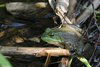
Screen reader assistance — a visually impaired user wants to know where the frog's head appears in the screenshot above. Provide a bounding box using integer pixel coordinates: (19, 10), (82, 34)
(41, 28), (63, 46)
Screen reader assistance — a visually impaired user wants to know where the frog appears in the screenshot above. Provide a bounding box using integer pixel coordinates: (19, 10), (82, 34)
(41, 23), (92, 56)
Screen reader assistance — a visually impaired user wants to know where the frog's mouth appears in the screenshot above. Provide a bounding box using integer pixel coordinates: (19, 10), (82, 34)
(41, 34), (61, 41)
(41, 36), (62, 46)
(46, 41), (62, 47)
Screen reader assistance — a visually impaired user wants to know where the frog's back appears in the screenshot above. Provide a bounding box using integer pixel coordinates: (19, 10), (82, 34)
(59, 24), (82, 37)
(57, 24), (84, 52)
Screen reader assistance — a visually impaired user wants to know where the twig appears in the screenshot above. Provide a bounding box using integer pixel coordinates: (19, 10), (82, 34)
(83, 38), (100, 45)
(89, 34), (100, 63)
(44, 54), (51, 67)
(83, 16), (93, 36)
(89, 0), (100, 32)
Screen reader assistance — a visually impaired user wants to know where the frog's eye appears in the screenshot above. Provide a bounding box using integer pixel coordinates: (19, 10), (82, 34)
(49, 33), (54, 37)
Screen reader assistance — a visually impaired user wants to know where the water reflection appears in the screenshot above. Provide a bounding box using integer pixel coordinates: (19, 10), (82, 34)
(1, 22), (25, 27)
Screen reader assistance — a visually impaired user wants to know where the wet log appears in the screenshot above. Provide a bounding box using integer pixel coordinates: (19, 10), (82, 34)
(0, 0), (47, 4)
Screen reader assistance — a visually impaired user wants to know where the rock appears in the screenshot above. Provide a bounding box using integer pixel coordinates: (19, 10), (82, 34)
(6, 2), (48, 15)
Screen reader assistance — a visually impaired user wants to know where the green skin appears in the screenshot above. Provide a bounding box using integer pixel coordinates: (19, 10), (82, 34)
(41, 24), (92, 56)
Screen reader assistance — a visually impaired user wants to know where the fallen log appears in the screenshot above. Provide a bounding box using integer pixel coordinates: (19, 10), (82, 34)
(0, 46), (70, 57)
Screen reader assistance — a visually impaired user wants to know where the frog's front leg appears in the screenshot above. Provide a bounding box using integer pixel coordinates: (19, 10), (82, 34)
(75, 41), (84, 56)
(76, 42), (92, 56)
(83, 43), (91, 52)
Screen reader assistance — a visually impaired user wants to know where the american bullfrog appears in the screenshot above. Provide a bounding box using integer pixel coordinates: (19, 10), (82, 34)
(41, 24), (92, 56)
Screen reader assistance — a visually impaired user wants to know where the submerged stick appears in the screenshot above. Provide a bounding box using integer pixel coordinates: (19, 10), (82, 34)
(0, 46), (70, 57)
